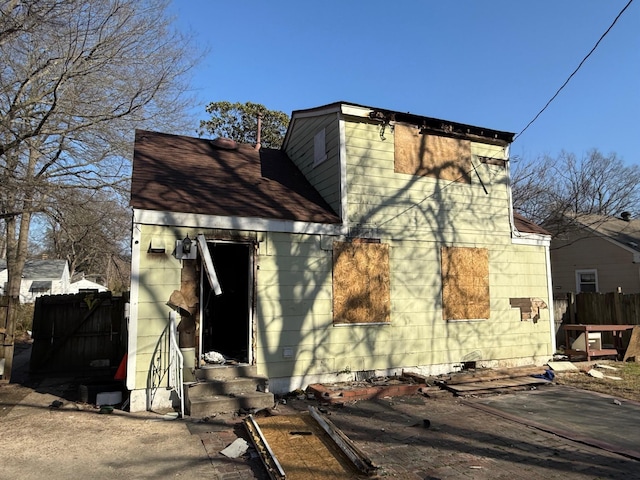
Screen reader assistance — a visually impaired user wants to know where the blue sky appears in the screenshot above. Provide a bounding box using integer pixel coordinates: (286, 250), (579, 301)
(169, 1), (639, 164)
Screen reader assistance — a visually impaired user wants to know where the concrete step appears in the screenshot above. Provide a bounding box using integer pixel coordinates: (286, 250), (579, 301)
(187, 377), (268, 397)
(187, 391), (275, 417)
(196, 364), (257, 381)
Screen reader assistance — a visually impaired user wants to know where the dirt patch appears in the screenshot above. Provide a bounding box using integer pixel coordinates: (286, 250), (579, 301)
(0, 383), (32, 417)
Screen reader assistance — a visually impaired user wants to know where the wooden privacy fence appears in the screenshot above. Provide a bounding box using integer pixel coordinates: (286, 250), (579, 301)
(30, 291), (128, 374)
(554, 292), (640, 348)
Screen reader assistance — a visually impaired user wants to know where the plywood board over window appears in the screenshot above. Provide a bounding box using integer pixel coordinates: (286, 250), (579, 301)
(333, 241), (390, 324)
(394, 123), (472, 183)
(441, 246), (489, 320)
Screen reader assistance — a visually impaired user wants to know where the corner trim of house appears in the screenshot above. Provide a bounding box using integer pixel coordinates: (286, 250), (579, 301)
(545, 243), (556, 353)
(126, 224), (142, 391)
(338, 115), (349, 223)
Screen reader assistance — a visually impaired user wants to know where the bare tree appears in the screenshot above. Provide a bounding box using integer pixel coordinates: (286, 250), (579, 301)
(511, 149), (640, 234)
(0, 0), (200, 379)
(36, 189), (131, 289)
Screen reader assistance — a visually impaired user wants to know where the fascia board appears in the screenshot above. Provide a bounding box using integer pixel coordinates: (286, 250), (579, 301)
(340, 104), (373, 118)
(132, 208), (347, 236)
(511, 233), (551, 247)
(282, 104), (342, 150)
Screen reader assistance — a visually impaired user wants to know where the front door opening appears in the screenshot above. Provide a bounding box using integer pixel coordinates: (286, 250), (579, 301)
(201, 242), (252, 364)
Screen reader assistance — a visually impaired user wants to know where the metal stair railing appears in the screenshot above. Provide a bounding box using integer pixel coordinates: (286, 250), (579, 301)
(146, 311), (184, 417)
(168, 311), (184, 417)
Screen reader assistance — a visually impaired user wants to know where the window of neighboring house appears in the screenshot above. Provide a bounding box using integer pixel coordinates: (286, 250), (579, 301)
(394, 123), (472, 183)
(30, 281), (52, 294)
(332, 240), (390, 325)
(313, 128), (327, 166)
(441, 246), (490, 320)
(576, 270), (598, 293)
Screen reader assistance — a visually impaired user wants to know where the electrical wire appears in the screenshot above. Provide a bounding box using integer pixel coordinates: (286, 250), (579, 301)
(515, 0), (634, 141)
(363, 2), (634, 229)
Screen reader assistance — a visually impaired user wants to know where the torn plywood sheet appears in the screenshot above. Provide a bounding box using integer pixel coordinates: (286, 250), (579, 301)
(510, 297), (548, 323)
(245, 408), (377, 479)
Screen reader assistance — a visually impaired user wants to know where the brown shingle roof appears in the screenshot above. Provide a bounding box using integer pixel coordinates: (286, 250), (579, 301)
(130, 130), (340, 224)
(513, 213), (551, 236)
(570, 214), (640, 252)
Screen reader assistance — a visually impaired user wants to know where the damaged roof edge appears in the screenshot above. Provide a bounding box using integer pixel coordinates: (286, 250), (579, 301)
(287, 101), (514, 147)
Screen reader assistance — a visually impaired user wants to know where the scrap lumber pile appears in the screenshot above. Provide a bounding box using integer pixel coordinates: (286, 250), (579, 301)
(432, 365), (553, 397)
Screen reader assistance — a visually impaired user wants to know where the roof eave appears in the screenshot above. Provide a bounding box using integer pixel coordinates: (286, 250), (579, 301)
(284, 101), (514, 149)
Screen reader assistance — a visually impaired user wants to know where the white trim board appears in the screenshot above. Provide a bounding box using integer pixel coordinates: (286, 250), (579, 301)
(133, 209), (347, 236)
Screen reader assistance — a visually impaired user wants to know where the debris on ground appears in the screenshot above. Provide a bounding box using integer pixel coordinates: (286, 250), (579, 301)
(434, 365), (553, 397)
(245, 407), (378, 479)
(588, 369), (605, 378)
(547, 361), (579, 372)
(306, 374), (427, 404)
(220, 438), (249, 458)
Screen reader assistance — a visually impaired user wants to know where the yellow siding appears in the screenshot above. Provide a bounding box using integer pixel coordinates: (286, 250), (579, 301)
(285, 113), (342, 214)
(254, 232), (551, 379)
(132, 116), (551, 391)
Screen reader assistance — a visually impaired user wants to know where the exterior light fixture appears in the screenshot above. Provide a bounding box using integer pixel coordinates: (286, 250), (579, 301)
(182, 235), (192, 254)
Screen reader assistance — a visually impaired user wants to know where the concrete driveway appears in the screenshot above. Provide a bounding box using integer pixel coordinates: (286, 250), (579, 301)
(465, 385), (640, 461)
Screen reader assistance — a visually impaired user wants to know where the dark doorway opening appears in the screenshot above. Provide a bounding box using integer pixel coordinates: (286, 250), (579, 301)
(201, 242), (251, 364)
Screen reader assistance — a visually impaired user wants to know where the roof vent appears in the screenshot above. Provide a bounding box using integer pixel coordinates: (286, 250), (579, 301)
(621, 211), (632, 222)
(211, 137), (238, 150)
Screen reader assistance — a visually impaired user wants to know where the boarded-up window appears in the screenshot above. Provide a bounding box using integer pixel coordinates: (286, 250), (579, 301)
(394, 123), (471, 183)
(441, 246), (489, 320)
(333, 241), (390, 324)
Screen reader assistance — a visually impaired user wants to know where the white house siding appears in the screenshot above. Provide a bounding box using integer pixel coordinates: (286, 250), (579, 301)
(284, 113), (342, 216)
(11, 262), (71, 303)
(69, 278), (108, 293)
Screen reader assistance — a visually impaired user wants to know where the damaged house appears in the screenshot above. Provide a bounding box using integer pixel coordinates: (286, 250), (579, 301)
(127, 101), (554, 412)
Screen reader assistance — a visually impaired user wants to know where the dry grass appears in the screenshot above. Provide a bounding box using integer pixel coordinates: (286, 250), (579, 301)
(554, 361), (640, 403)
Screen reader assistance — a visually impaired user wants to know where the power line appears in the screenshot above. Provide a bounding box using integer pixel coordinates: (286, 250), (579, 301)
(515, 0), (634, 141)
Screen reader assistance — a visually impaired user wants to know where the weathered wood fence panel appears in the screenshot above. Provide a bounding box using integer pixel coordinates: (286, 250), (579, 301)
(30, 292), (128, 374)
(554, 292), (640, 348)
(574, 292), (640, 325)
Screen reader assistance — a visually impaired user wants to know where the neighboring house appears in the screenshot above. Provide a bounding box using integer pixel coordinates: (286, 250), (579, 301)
(69, 275), (109, 294)
(548, 212), (640, 294)
(0, 259), (70, 303)
(127, 101), (553, 412)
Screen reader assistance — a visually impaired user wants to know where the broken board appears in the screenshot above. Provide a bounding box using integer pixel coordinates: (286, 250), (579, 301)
(440, 376), (551, 396)
(623, 326), (640, 362)
(245, 407), (376, 479)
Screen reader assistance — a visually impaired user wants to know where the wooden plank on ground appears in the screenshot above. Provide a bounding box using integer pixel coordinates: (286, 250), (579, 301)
(442, 376), (550, 394)
(443, 366), (546, 385)
(248, 412), (370, 479)
(547, 361), (579, 372)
